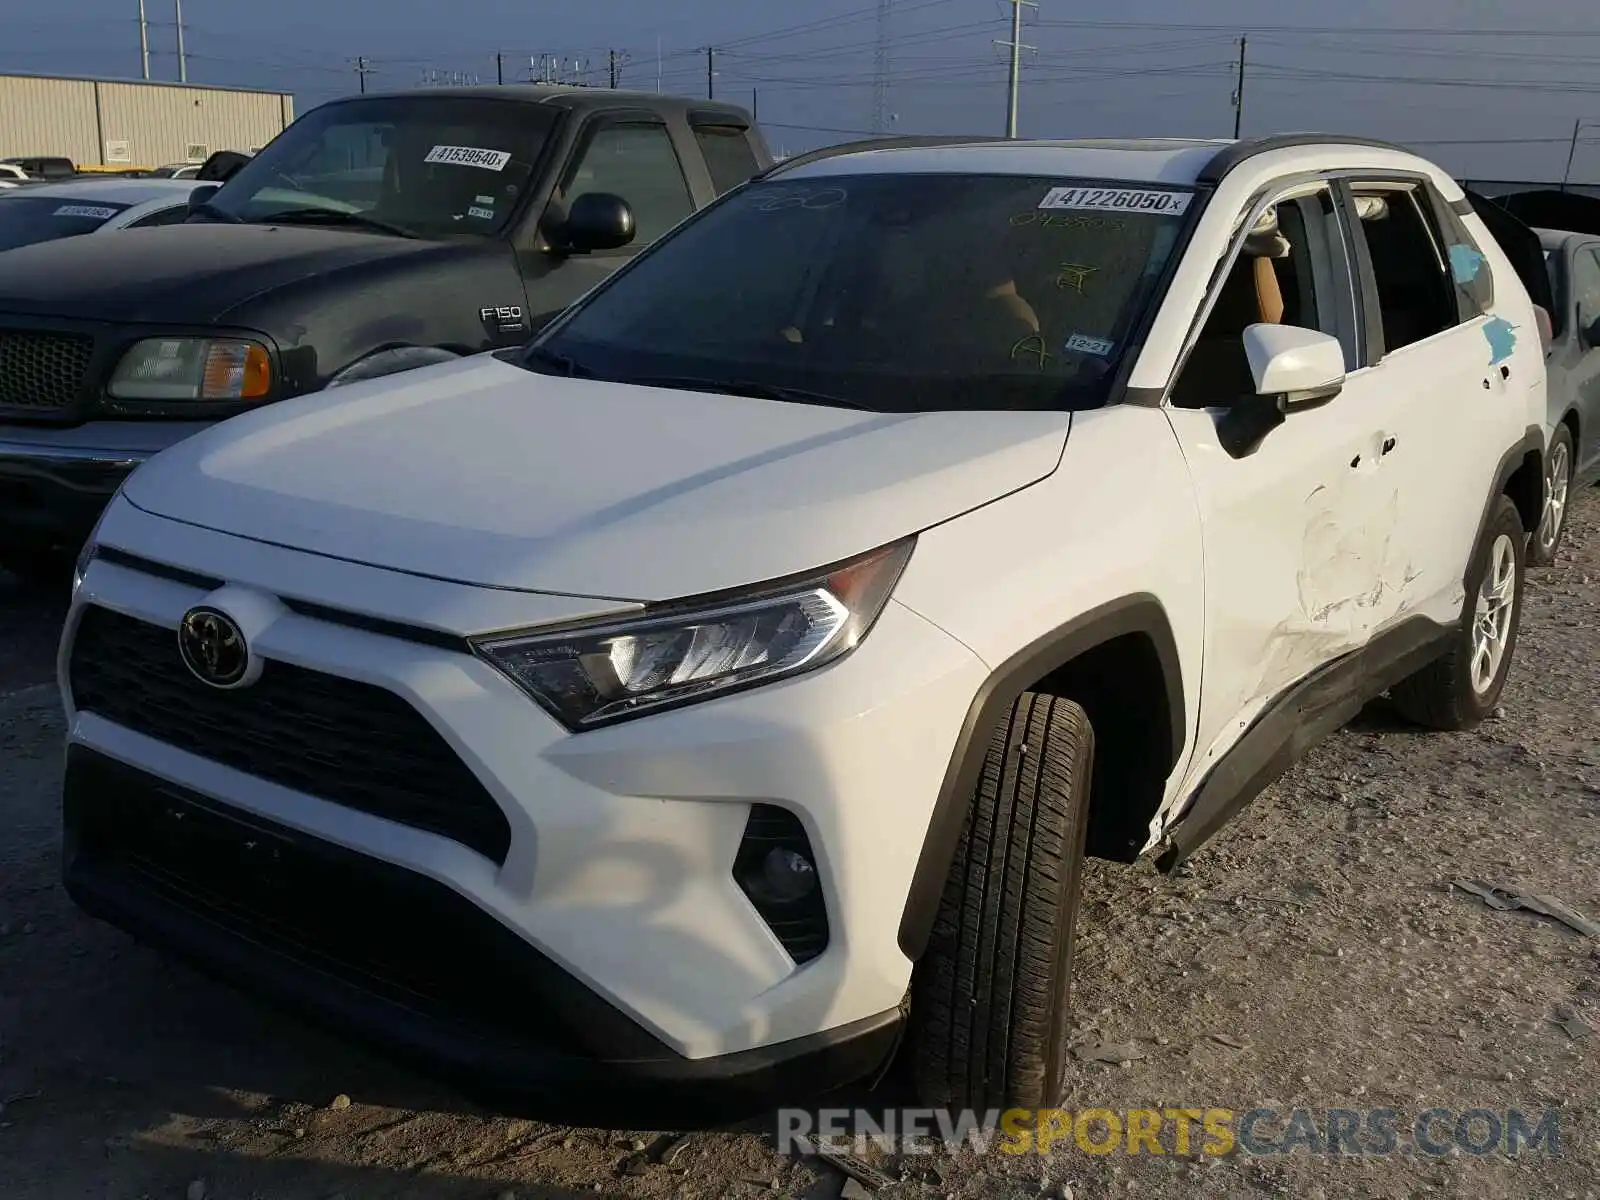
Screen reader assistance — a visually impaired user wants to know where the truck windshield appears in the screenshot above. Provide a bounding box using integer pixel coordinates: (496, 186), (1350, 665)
(531, 173), (1194, 412)
(0, 196), (129, 250)
(202, 95), (557, 239)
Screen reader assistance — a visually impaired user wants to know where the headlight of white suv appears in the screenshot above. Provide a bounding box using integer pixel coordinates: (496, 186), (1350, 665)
(473, 539), (915, 730)
(108, 337), (271, 402)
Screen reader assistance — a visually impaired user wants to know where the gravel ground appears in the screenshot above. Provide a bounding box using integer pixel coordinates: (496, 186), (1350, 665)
(2, 491), (1597, 1200)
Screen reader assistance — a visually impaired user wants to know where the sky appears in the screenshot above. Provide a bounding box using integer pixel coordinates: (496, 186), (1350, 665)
(4, 0), (1600, 181)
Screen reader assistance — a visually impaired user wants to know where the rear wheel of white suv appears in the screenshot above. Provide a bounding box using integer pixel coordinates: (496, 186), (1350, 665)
(1390, 493), (1526, 731)
(908, 693), (1094, 1109)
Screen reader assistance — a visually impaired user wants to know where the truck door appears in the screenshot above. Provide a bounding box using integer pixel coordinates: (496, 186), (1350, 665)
(519, 113), (698, 328)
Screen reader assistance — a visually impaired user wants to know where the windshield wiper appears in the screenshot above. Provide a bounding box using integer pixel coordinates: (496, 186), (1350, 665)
(521, 345), (595, 377)
(618, 375), (870, 410)
(256, 208), (419, 238)
(188, 201), (241, 223)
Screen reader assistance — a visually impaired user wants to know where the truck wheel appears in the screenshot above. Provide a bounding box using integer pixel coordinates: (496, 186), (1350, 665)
(1528, 423), (1573, 567)
(908, 693), (1094, 1110)
(1390, 494), (1525, 731)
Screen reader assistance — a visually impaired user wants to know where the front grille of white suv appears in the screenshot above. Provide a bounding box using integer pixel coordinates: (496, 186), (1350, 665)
(68, 605), (513, 864)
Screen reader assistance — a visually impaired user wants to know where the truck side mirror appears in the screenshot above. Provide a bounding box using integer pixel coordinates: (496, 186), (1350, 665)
(559, 192), (636, 254)
(187, 183), (220, 213)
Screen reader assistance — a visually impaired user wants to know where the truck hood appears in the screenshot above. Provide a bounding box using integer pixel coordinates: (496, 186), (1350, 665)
(123, 354), (1070, 600)
(0, 222), (455, 324)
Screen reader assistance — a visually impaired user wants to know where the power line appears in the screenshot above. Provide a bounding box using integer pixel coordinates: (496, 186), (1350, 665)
(716, 0), (965, 51)
(1033, 18), (1600, 38)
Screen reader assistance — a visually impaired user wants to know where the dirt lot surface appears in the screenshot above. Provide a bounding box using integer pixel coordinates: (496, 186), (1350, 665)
(3, 493), (1598, 1200)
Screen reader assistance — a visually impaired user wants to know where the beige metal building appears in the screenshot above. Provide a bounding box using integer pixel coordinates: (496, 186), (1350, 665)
(0, 72), (294, 169)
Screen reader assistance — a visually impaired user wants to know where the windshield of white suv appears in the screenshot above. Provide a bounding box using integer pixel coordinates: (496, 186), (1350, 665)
(528, 173), (1194, 411)
(0, 195), (129, 249)
(200, 96), (557, 239)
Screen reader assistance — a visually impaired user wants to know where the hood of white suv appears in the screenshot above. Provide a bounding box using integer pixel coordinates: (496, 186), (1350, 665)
(123, 354), (1070, 600)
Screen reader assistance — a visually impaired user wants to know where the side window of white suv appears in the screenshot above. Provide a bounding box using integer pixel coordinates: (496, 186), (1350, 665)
(1347, 182), (1466, 356)
(1171, 185), (1353, 409)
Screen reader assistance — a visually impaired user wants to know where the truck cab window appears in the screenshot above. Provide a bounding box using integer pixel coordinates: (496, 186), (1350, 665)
(693, 126), (760, 196)
(565, 123), (694, 246)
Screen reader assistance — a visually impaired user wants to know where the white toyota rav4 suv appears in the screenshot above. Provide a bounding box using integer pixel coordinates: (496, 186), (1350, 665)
(60, 134), (1548, 1123)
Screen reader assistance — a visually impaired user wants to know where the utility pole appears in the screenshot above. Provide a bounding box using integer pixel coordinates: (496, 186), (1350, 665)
(752, 88), (759, 122)
(1232, 34), (1248, 139)
(496, 52), (504, 85)
(174, 0), (186, 83)
(353, 56), (376, 94)
(609, 49), (618, 88)
(706, 46), (715, 99)
(872, 0), (892, 134)
(137, 0), (150, 80)
(996, 0), (1036, 139)
(1560, 119), (1595, 192)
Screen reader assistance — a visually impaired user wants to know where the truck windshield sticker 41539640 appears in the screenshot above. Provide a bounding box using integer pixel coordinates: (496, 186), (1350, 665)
(424, 145), (512, 171)
(1039, 186), (1193, 216)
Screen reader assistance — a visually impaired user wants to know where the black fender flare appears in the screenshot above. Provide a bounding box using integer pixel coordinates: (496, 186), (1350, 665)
(1472, 426), (1545, 580)
(896, 593), (1186, 960)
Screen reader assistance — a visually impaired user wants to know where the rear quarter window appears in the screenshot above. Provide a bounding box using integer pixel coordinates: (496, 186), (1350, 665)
(1431, 190), (1495, 319)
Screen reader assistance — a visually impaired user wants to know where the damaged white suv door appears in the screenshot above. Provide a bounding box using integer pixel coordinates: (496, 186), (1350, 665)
(1163, 180), (1403, 788)
(1151, 167), (1542, 847)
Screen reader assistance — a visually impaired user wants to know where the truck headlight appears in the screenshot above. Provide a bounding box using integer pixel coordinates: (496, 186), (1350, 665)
(108, 337), (272, 402)
(473, 539), (914, 730)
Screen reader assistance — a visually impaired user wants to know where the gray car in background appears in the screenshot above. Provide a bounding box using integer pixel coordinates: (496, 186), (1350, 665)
(1486, 188), (1600, 564)
(1535, 226), (1600, 561)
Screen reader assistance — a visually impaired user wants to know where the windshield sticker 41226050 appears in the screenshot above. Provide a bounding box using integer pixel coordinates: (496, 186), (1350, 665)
(1038, 187), (1193, 216)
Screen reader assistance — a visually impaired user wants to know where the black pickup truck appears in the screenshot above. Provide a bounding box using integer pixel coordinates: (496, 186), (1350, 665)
(0, 85), (771, 579)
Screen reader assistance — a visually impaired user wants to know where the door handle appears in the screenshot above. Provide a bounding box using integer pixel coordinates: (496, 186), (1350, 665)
(1382, 436), (1397, 456)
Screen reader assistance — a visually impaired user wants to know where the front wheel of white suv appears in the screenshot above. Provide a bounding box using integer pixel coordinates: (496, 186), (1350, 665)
(1390, 493), (1526, 731)
(908, 693), (1094, 1110)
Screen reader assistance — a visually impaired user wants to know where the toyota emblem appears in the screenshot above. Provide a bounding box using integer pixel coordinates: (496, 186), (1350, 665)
(177, 606), (250, 688)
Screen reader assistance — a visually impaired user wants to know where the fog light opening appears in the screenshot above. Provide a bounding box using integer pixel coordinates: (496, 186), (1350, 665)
(733, 804), (830, 964)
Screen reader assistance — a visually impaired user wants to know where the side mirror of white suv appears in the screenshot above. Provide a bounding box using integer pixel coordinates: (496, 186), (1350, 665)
(1218, 325), (1348, 460)
(1243, 323), (1347, 410)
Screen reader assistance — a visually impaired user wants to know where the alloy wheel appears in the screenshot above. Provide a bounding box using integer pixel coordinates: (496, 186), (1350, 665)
(1470, 533), (1517, 695)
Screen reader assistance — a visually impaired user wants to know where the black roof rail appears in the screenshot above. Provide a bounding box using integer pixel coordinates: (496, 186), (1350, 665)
(1198, 133), (1418, 185)
(758, 134), (1012, 179)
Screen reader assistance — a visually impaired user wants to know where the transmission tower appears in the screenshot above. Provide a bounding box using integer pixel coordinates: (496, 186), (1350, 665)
(872, 0), (892, 134)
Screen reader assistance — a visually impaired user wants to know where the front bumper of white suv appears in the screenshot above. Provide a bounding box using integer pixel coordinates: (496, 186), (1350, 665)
(59, 498), (989, 1122)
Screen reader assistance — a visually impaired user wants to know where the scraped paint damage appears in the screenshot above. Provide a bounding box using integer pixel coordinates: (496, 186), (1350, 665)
(1255, 478), (1416, 700)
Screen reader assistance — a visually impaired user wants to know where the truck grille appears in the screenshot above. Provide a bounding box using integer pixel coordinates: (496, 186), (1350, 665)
(67, 606), (512, 864)
(0, 329), (94, 412)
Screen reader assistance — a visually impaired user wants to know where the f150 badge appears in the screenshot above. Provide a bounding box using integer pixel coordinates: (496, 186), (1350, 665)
(479, 305), (528, 336)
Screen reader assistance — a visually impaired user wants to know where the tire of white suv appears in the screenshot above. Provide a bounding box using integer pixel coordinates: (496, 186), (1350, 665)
(1390, 493), (1526, 730)
(1528, 423), (1573, 568)
(908, 692), (1094, 1109)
